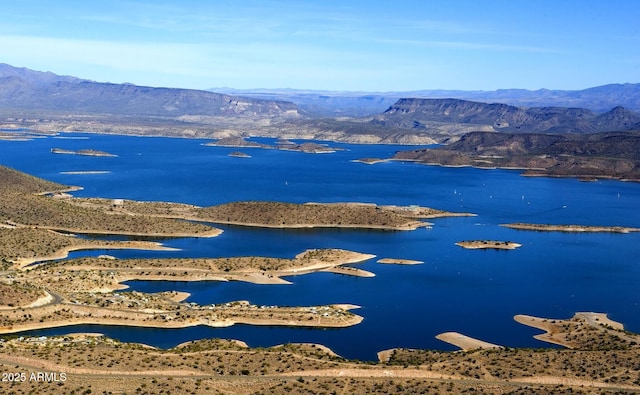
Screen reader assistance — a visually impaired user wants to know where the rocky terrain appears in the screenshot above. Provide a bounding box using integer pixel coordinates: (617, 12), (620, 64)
(374, 98), (640, 134)
(0, 64), (299, 119)
(393, 131), (640, 181)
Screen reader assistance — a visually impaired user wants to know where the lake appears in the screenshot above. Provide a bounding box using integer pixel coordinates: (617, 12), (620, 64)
(1, 132), (639, 361)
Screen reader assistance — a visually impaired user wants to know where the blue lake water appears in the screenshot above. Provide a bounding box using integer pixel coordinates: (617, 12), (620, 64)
(1, 132), (639, 361)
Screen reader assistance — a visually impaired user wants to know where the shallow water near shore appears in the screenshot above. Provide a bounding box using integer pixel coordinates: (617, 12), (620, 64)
(2, 132), (639, 360)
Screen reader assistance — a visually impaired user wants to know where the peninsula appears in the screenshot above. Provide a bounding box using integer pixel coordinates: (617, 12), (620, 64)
(61, 199), (475, 231)
(514, 312), (634, 349)
(0, 165), (380, 334)
(435, 332), (503, 351)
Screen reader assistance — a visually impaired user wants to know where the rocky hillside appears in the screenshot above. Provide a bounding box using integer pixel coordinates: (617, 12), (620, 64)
(393, 131), (640, 181)
(0, 63), (299, 118)
(375, 98), (640, 134)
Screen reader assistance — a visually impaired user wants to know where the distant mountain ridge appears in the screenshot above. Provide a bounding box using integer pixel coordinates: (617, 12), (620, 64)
(1, 63), (639, 145)
(374, 98), (640, 134)
(0, 63), (300, 118)
(213, 83), (640, 117)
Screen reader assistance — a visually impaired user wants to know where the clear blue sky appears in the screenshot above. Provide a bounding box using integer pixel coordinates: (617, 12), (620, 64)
(2, 0), (639, 91)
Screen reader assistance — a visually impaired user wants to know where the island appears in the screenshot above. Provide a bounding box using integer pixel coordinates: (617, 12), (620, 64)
(205, 136), (343, 154)
(501, 223), (640, 233)
(352, 157), (389, 164)
(51, 148), (117, 157)
(277, 141), (340, 153)
(205, 136), (269, 148)
(455, 240), (522, 250)
(60, 170), (111, 175)
(228, 151), (251, 158)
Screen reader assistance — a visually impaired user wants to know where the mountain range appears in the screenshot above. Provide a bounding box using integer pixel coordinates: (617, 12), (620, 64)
(214, 84), (640, 117)
(372, 98), (640, 134)
(0, 63), (299, 118)
(1, 63), (639, 146)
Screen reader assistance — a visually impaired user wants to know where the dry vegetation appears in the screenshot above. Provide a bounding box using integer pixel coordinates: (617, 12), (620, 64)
(196, 201), (465, 229)
(62, 199), (472, 230)
(0, 165), (219, 238)
(0, 248), (372, 334)
(1, 314), (639, 395)
(0, 283), (44, 308)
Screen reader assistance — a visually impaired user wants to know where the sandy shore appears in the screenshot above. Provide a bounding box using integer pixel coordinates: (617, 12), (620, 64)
(574, 312), (624, 330)
(0, 304), (364, 335)
(13, 241), (179, 270)
(377, 349), (395, 363)
(166, 291), (191, 303)
(377, 258), (423, 265)
(435, 332), (502, 351)
(320, 266), (375, 277)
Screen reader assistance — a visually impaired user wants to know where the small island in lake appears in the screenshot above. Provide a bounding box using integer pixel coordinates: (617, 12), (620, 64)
(501, 223), (640, 233)
(205, 136), (269, 148)
(228, 151), (251, 158)
(205, 136), (343, 154)
(51, 148), (117, 157)
(60, 170), (111, 175)
(456, 240), (522, 250)
(352, 157), (389, 164)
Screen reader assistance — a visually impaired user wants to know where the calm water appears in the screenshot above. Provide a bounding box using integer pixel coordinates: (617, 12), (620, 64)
(2, 132), (639, 360)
